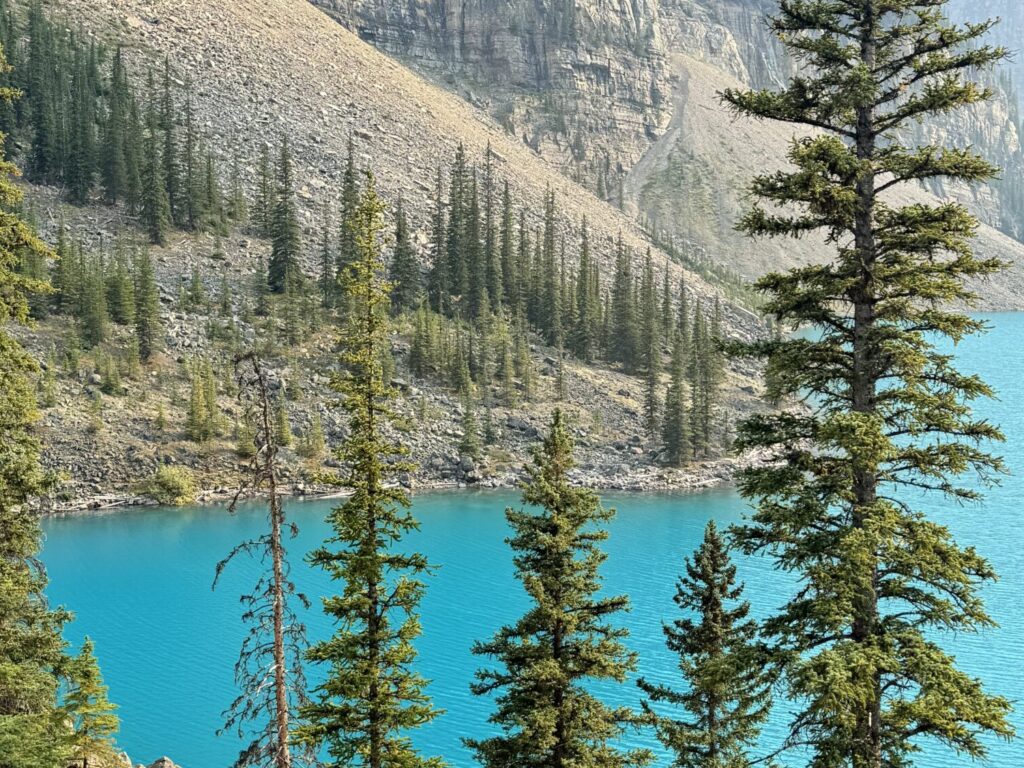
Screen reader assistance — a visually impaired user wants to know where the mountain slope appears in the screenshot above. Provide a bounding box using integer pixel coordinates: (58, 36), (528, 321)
(624, 52), (1024, 307)
(316, 0), (1024, 308)
(57, 0), (748, 323)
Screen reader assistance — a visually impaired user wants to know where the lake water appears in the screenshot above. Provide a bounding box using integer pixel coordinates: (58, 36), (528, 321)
(41, 314), (1024, 767)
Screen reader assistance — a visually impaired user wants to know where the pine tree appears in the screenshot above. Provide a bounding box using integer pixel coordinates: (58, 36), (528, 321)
(65, 638), (120, 768)
(638, 522), (770, 768)
(499, 181), (516, 310)
(483, 145), (502, 308)
(133, 248), (161, 360)
(274, 401), (292, 448)
(662, 332), (688, 467)
(141, 70), (171, 245)
(296, 173), (441, 768)
(571, 218), (598, 363)
(467, 411), (652, 768)
(65, 47), (96, 205)
(641, 252), (661, 437)
(335, 137), (359, 305)
(268, 138), (300, 293)
(610, 234), (638, 372)
(159, 57), (182, 226)
(78, 257), (108, 348)
(426, 166), (448, 314)
(724, 1), (1014, 765)
(0, 52), (74, 766)
(101, 48), (129, 204)
(389, 197), (420, 313)
(254, 143), (273, 238)
(446, 143), (469, 304)
(298, 413), (326, 461)
(318, 202), (334, 308)
(459, 395), (481, 461)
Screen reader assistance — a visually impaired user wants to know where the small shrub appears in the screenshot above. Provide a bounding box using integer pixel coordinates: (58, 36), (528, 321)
(140, 466), (197, 506)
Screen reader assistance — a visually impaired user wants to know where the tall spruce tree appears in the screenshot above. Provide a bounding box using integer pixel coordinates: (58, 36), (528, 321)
(661, 332), (688, 467)
(638, 522), (770, 768)
(133, 247), (161, 361)
(296, 173), (441, 768)
(389, 196), (420, 313)
(141, 70), (171, 245)
(724, 2), (1014, 765)
(467, 411), (651, 768)
(268, 138), (300, 293)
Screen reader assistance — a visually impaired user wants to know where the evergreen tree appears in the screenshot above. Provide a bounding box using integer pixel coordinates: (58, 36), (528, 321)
(274, 401), (292, 448)
(65, 47), (96, 204)
(641, 252), (661, 437)
(298, 413), (326, 461)
(459, 395), (481, 461)
(141, 70), (171, 245)
(427, 166), (448, 314)
(65, 638), (120, 768)
(254, 143), (273, 238)
(610, 235), (638, 372)
(661, 332), (688, 467)
(467, 411), (651, 768)
(268, 138), (300, 293)
(637, 522), (769, 768)
(159, 57), (182, 226)
(133, 248), (161, 361)
(318, 203), (334, 308)
(571, 218), (598, 363)
(100, 48), (129, 204)
(499, 181), (516, 310)
(724, 1), (1014, 765)
(296, 173), (441, 768)
(389, 197), (420, 313)
(483, 145), (502, 308)
(335, 137), (359, 311)
(0, 55), (74, 766)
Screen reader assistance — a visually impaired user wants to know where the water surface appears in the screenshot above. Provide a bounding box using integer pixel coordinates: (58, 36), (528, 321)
(42, 314), (1024, 767)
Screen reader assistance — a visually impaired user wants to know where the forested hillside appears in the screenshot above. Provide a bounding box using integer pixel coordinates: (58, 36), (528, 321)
(6, 0), (763, 507)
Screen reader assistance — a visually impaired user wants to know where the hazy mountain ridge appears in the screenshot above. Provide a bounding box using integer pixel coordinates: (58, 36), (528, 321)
(314, 0), (1024, 306)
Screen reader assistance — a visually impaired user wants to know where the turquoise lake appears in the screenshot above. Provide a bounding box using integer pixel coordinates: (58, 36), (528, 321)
(41, 314), (1024, 767)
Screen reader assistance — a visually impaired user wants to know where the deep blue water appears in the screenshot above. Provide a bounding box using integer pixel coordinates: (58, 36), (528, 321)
(41, 314), (1024, 767)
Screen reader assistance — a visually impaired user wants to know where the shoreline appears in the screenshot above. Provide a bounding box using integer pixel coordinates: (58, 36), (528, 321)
(39, 464), (743, 518)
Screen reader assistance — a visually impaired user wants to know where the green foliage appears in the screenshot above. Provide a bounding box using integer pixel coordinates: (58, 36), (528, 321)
(638, 522), (769, 768)
(389, 197), (420, 313)
(65, 637), (120, 767)
(186, 359), (220, 442)
(297, 413), (326, 460)
(274, 401), (292, 448)
(268, 138), (300, 293)
(140, 465), (197, 506)
(0, 50), (76, 764)
(724, 1), (1014, 765)
(296, 173), (441, 768)
(458, 396), (481, 461)
(467, 411), (651, 768)
(661, 332), (688, 467)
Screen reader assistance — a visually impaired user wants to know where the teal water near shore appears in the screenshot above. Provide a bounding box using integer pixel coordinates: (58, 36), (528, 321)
(41, 314), (1024, 767)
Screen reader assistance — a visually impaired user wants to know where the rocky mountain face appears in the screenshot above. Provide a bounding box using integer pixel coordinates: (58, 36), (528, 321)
(312, 0), (673, 196)
(313, 0), (1024, 306)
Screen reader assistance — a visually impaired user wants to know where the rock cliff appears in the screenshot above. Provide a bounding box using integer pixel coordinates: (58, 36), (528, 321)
(311, 0), (1024, 306)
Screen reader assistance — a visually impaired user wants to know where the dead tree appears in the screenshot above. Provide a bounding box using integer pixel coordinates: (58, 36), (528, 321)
(214, 352), (314, 768)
